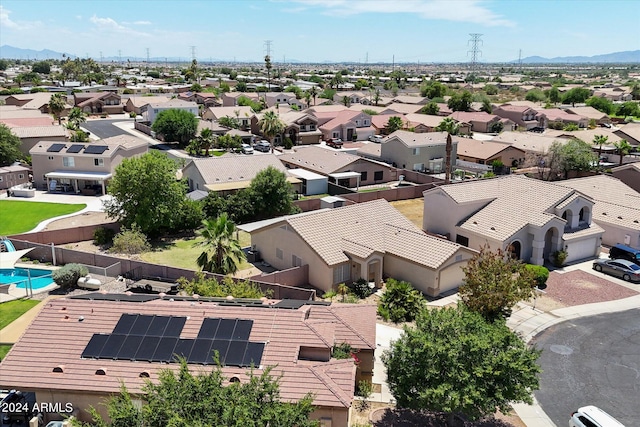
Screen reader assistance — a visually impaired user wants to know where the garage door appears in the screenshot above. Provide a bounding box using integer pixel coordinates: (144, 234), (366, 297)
(438, 262), (466, 295)
(565, 238), (598, 263)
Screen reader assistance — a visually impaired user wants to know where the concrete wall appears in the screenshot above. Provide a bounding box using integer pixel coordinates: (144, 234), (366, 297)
(250, 264), (309, 288)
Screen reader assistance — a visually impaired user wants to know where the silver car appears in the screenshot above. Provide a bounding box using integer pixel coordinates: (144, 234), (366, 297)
(592, 258), (640, 282)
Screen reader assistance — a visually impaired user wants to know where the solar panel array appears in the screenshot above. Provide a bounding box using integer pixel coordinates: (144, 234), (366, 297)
(84, 145), (109, 155)
(47, 143), (66, 153)
(82, 314), (264, 367)
(67, 144), (85, 153)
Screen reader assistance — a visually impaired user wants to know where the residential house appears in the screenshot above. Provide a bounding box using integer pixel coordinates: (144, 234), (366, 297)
(612, 162), (640, 193)
(222, 92), (260, 107)
(264, 92), (304, 109)
(9, 125), (69, 155)
(448, 111), (515, 134)
(202, 106), (255, 130)
(142, 100), (199, 124)
(0, 295), (376, 427)
(561, 175), (640, 248)
(273, 110), (323, 145)
(379, 103), (423, 115)
(0, 106), (56, 128)
(404, 113), (449, 133)
(456, 139), (526, 167)
(490, 131), (565, 155)
(492, 104), (546, 130)
(435, 103), (453, 116)
(370, 114), (410, 136)
(423, 175), (604, 266)
(613, 123), (640, 147)
(332, 91), (372, 105)
(29, 135), (148, 195)
(313, 110), (374, 142)
(244, 199), (476, 296)
(182, 154), (301, 195)
(592, 88), (633, 102)
(3, 92), (66, 114)
(124, 96), (170, 115)
(347, 104), (387, 115)
(391, 95), (429, 105)
(375, 130), (458, 173)
(193, 92), (222, 107)
(279, 146), (397, 187)
(543, 108), (588, 129)
(73, 92), (124, 114)
(0, 165), (30, 190)
(565, 106), (612, 126)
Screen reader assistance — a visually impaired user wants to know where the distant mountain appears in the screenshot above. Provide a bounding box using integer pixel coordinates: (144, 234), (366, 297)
(518, 50), (640, 64)
(0, 45), (77, 60)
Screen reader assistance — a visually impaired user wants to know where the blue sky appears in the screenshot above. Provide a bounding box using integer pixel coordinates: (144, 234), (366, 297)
(1, 0), (638, 63)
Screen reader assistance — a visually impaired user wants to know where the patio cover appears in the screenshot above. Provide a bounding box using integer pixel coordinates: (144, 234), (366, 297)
(45, 171), (113, 181)
(0, 249), (34, 269)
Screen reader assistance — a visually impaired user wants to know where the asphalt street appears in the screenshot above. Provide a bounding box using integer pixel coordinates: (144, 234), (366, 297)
(531, 308), (640, 427)
(82, 118), (134, 139)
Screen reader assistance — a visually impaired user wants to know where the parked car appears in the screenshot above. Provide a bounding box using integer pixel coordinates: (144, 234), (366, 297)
(326, 138), (343, 148)
(253, 140), (271, 152)
(609, 243), (640, 264)
(592, 258), (640, 282)
(241, 143), (254, 155)
(528, 127), (545, 133)
(569, 405), (625, 427)
(368, 134), (383, 143)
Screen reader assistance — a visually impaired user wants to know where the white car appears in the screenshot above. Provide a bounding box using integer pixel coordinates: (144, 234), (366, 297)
(368, 134), (383, 143)
(253, 141), (271, 152)
(569, 405), (625, 427)
(241, 143), (254, 154)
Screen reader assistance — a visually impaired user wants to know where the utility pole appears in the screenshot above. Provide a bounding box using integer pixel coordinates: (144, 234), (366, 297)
(264, 40), (273, 91)
(467, 33), (483, 72)
(99, 51), (103, 63)
(518, 49), (523, 70)
(118, 50), (122, 67)
(146, 48), (150, 69)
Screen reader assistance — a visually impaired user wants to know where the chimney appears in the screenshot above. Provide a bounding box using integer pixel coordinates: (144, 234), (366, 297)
(445, 133), (452, 184)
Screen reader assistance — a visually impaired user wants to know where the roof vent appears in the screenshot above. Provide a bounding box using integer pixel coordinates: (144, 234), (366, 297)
(602, 212), (607, 215)
(229, 376), (240, 383)
(139, 371), (150, 378)
(95, 368), (107, 376)
(52, 365), (64, 373)
(617, 216), (623, 219)
(490, 226), (496, 231)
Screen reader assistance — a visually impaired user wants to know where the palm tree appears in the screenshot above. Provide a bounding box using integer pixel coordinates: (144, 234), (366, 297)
(435, 117), (460, 135)
(67, 107), (87, 130)
(195, 214), (246, 275)
(199, 128), (215, 156)
(337, 283), (349, 302)
(592, 134), (608, 160)
(304, 91), (312, 109)
(385, 116), (404, 134)
(258, 111), (286, 153)
(613, 139), (632, 166)
(341, 96), (350, 107)
(48, 93), (67, 125)
(309, 86), (318, 106)
(373, 89), (381, 106)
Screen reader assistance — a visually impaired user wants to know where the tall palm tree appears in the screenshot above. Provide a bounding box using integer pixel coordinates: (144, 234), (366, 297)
(592, 134), (608, 160)
(199, 127), (215, 156)
(309, 86), (318, 106)
(304, 91), (312, 109)
(613, 139), (632, 166)
(341, 96), (350, 107)
(258, 110), (286, 153)
(435, 117), (460, 135)
(195, 214), (246, 275)
(67, 107), (87, 130)
(48, 93), (67, 125)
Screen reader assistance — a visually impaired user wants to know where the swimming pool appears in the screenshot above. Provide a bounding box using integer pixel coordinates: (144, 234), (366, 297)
(0, 268), (55, 290)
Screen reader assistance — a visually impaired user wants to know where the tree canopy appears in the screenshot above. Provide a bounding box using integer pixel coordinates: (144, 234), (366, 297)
(586, 96), (615, 115)
(48, 93), (67, 125)
(0, 124), (24, 167)
(562, 87), (591, 106)
(258, 111), (286, 153)
(547, 138), (597, 179)
(195, 213), (246, 275)
(151, 109), (198, 145)
(382, 306), (540, 425)
(385, 116), (404, 134)
(459, 245), (536, 321)
(74, 361), (318, 427)
(447, 91), (472, 112)
(435, 117), (460, 135)
(104, 151), (199, 237)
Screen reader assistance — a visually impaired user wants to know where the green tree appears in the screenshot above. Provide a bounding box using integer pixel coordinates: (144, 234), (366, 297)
(104, 151), (190, 237)
(341, 95), (350, 107)
(32, 61), (51, 74)
(525, 89), (546, 102)
(562, 87), (591, 106)
(420, 101), (440, 115)
(631, 82), (640, 100)
(151, 109), (198, 145)
(385, 116), (404, 134)
(48, 93), (67, 125)
(547, 86), (561, 105)
(460, 245), (536, 321)
(248, 166), (298, 220)
(586, 96), (615, 115)
(484, 84), (498, 95)
(195, 213), (246, 275)
(373, 89), (381, 106)
(236, 81), (247, 92)
(420, 81), (447, 99)
(481, 98), (493, 114)
(382, 306), (541, 425)
(75, 361), (318, 427)
(67, 107), (87, 130)
(613, 139), (633, 166)
(218, 115), (240, 129)
(258, 110), (286, 153)
(548, 138), (597, 180)
(435, 117), (460, 135)
(616, 101), (640, 118)
(377, 278), (425, 323)
(188, 127), (216, 156)
(308, 85), (318, 106)
(0, 124), (25, 166)
(447, 91), (472, 112)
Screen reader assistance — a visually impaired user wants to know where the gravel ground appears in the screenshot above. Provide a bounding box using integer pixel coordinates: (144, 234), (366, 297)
(43, 211), (114, 230)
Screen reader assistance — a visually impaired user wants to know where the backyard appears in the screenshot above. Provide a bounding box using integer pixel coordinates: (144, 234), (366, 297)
(0, 299), (41, 361)
(390, 198), (424, 229)
(0, 200), (86, 235)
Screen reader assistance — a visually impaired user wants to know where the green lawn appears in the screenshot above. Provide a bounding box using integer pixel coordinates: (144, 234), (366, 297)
(0, 344), (12, 361)
(0, 299), (40, 330)
(140, 231), (252, 271)
(0, 200), (86, 235)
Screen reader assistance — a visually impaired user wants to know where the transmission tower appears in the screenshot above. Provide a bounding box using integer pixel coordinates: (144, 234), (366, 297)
(467, 33), (483, 70)
(190, 46), (196, 63)
(146, 48), (150, 67)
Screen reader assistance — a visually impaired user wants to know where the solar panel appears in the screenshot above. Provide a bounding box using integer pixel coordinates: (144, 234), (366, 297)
(242, 342), (265, 367)
(67, 144), (85, 153)
(47, 143), (66, 153)
(134, 336), (161, 361)
(146, 316), (170, 336)
(188, 338), (214, 364)
(82, 334), (110, 359)
(215, 319), (237, 340)
(113, 314), (138, 335)
(151, 337), (178, 362)
(172, 339), (194, 362)
(225, 340), (248, 367)
(197, 318), (221, 339)
(84, 145), (109, 155)
(99, 334), (128, 359)
(164, 316), (186, 338)
(116, 335), (144, 360)
(209, 339), (230, 365)
(232, 320), (253, 341)
(129, 315), (153, 336)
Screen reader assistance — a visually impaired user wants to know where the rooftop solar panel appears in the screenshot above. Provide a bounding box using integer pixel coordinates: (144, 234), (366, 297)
(209, 339), (230, 365)
(81, 334), (110, 359)
(66, 144), (85, 153)
(113, 314), (138, 335)
(225, 340), (248, 367)
(99, 334), (128, 359)
(151, 337), (178, 362)
(116, 335), (144, 360)
(197, 318), (221, 339)
(129, 315), (153, 336)
(172, 339), (194, 362)
(164, 316), (186, 338)
(215, 319), (236, 340)
(232, 320), (253, 341)
(84, 145), (109, 155)
(46, 143), (66, 153)
(242, 342), (265, 367)
(69, 293), (159, 302)
(134, 336), (161, 361)
(188, 338), (214, 364)
(146, 316), (170, 337)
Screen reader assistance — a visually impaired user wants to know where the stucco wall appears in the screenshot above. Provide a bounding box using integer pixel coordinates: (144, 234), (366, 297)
(593, 220), (640, 248)
(383, 255), (438, 296)
(423, 190), (490, 239)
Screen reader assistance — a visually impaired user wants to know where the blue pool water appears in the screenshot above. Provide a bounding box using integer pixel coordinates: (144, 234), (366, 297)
(0, 268), (55, 290)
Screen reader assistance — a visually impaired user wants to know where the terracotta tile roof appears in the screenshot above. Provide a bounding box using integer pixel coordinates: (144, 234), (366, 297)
(127, 96), (170, 107)
(9, 125), (68, 139)
(391, 95), (429, 104)
(348, 104), (387, 114)
(5, 92), (59, 109)
(320, 110), (363, 131)
(565, 106), (609, 120)
(0, 106), (54, 118)
(356, 143), (381, 157)
(405, 113), (445, 127)
(386, 130), (455, 148)
(370, 114), (409, 130)
(1, 117), (55, 127)
(543, 108), (586, 122)
(204, 106), (254, 119)
(490, 131), (565, 154)
(380, 103), (423, 115)
(544, 128), (623, 144)
(449, 111), (500, 124)
(456, 139), (524, 160)
(185, 153), (291, 185)
(278, 146), (361, 174)
(0, 298), (375, 408)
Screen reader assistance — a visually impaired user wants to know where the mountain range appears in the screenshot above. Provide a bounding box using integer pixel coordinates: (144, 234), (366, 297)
(1, 45), (639, 64)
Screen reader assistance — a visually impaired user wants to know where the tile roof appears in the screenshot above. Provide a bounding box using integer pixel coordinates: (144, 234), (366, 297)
(380, 103), (423, 115)
(544, 128), (623, 145)
(185, 154), (291, 185)
(0, 298), (375, 408)
(386, 130), (455, 148)
(320, 110), (365, 131)
(456, 139), (523, 160)
(565, 106), (610, 120)
(543, 108), (586, 122)
(404, 113), (446, 127)
(1, 117), (55, 127)
(204, 106), (255, 119)
(391, 95), (429, 104)
(370, 114), (409, 130)
(614, 123), (640, 144)
(356, 143), (381, 157)
(30, 134), (147, 155)
(127, 96), (170, 107)
(449, 111), (500, 123)
(9, 125), (68, 139)
(278, 146), (361, 174)
(490, 131), (565, 154)
(146, 99), (197, 108)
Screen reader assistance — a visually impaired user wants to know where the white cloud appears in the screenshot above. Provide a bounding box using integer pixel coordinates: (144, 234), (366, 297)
(0, 5), (40, 30)
(75, 15), (82, 20)
(123, 20), (152, 25)
(89, 15), (150, 37)
(285, 0), (514, 27)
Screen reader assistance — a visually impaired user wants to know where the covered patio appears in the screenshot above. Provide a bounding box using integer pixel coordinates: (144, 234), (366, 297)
(45, 171), (112, 196)
(329, 171), (361, 189)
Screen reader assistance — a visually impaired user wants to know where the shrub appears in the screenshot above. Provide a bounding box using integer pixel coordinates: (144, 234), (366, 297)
(129, 112), (137, 118)
(52, 263), (88, 290)
(283, 137), (293, 149)
(176, 272), (270, 299)
(525, 264), (549, 287)
(109, 226), (150, 254)
(332, 342), (354, 359)
(552, 250), (568, 267)
(355, 380), (373, 398)
(93, 227), (115, 245)
(322, 290), (337, 299)
(351, 278), (374, 299)
(377, 278), (425, 323)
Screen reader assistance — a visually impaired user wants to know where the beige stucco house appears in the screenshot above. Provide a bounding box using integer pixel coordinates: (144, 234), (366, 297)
(492, 104), (546, 130)
(456, 139), (526, 167)
(423, 175), (604, 266)
(377, 130), (458, 173)
(243, 199), (476, 297)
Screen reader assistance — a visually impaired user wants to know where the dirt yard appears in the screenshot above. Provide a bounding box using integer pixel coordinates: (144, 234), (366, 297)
(390, 198), (424, 228)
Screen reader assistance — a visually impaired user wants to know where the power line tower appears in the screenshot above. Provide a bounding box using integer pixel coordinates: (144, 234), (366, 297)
(467, 33), (483, 71)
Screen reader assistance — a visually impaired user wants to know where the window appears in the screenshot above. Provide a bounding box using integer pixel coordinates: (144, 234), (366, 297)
(333, 264), (350, 285)
(456, 235), (469, 246)
(276, 248), (283, 260)
(63, 157), (74, 167)
(292, 255), (302, 267)
(94, 158), (104, 167)
(18, 174), (24, 179)
(360, 171), (368, 181)
(374, 171), (383, 181)
(363, 119), (369, 126)
(413, 147), (420, 155)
